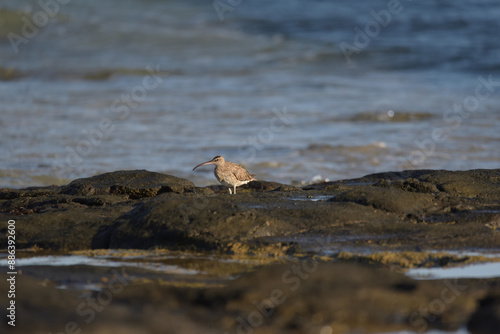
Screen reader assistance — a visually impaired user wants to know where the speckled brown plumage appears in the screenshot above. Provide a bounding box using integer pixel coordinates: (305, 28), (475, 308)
(193, 155), (256, 194)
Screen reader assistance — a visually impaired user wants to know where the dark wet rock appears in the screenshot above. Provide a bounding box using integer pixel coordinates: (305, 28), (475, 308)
(306, 169), (438, 189)
(3, 261), (497, 334)
(204, 180), (300, 194)
(102, 191), (399, 250)
(468, 292), (500, 334)
(70, 194), (129, 207)
(0, 185), (60, 200)
(60, 169), (195, 197)
(2, 169), (500, 334)
(0, 169), (199, 249)
(244, 180), (301, 192)
(421, 169), (500, 198)
(329, 186), (436, 215)
(106, 193), (297, 249)
(1, 169), (500, 252)
(347, 169), (500, 198)
(390, 177), (440, 193)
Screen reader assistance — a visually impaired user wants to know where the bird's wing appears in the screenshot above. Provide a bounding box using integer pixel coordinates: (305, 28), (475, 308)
(229, 162), (256, 181)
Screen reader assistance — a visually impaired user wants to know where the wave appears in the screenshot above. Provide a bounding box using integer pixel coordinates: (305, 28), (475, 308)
(342, 111), (435, 122)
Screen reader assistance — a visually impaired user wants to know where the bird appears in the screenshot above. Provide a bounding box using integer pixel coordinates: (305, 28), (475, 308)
(192, 155), (256, 194)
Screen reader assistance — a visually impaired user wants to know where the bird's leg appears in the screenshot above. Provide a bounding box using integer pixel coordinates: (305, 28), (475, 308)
(228, 188), (232, 194)
(233, 185), (237, 195)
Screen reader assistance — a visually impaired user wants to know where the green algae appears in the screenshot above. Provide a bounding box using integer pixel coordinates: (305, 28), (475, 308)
(0, 66), (22, 80)
(83, 68), (172, 80)
(0, 8), (25, 40)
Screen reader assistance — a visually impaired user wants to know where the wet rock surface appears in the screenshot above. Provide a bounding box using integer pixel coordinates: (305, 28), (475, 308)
(1, 168), (500, 333)
(1, 168), (499, 252)
(1, 260), (500, 334)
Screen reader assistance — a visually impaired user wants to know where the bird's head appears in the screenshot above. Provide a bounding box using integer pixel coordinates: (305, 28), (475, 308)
(193, 155), (225, 170)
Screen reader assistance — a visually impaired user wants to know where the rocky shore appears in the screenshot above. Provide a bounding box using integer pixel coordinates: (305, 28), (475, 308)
(2, 168), (500, 252)
(1, 168), (500, 333)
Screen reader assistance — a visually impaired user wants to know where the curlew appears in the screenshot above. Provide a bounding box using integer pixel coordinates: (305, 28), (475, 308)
(192, 155), (256, 194)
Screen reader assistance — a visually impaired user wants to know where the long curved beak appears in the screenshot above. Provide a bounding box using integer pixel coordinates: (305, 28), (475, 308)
(193, 160), (214, 171)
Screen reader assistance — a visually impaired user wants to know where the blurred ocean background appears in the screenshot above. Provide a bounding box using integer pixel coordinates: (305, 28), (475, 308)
(1, 0), (499, 188)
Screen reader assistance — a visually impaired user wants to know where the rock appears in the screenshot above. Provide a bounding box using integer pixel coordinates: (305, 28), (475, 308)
(2, 261), (489, 334)
(0, 170), (196, 250)
(244, 180), (301, 192)
(203, 180), (300, 193)
(421, 169), (500, 198)
(468, 293), (500, 334)
(203, 262), (472, 333)
(391, 177), (440, 193)
(103, 190), (400, 250)
(329, 186), (436, 215)
(106, 193), (297, 249)
(60, 170), (195, 197)
(0, 186), (59, 200)
(2, 169), (500, 334)
(1, 169), (500, 251)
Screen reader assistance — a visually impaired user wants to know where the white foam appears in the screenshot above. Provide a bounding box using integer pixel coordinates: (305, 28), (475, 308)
(407, 262), (500, 280)
(15, 255), (201, 275)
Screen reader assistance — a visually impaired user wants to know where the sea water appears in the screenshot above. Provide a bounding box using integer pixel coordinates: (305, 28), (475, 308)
(1, 0), (499, 188)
